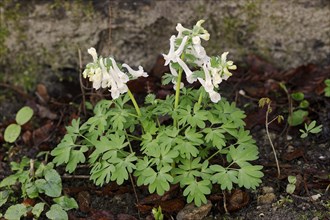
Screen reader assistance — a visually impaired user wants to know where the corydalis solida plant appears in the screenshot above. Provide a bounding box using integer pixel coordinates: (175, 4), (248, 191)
(51, 20), (263, 207)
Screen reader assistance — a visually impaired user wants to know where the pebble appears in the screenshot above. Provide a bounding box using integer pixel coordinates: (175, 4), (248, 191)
(176, 200), (212, 220)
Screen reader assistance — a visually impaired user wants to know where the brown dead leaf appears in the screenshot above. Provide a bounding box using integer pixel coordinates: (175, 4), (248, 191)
(225, 189), (249, 213)
(33, 121), (54, 146)
(36, 84), (50, 103)
(136, 203), (153, 213)
(77, 191), (91, 213)
(22, 130), (32, 146)
(159, 198), (185, 213)
(89, 209), (115, 220)
(282, 149), (305, 161)
(37, 104), (57, 120)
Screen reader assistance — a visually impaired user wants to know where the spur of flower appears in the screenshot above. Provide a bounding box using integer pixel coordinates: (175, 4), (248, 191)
(82, 47), (148, 100)
(162, 20), (236, 103)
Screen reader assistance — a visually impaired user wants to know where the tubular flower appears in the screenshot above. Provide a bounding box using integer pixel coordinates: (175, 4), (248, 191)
(220, 52), (237, 80)
(198, 63), (221, 103)
(163, 35), (195, 83)
(82, 47), (148, 100)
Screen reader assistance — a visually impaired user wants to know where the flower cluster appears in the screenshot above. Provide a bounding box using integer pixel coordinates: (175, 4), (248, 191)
(162, 20), (237, 103)
(82, 47), (148, 99)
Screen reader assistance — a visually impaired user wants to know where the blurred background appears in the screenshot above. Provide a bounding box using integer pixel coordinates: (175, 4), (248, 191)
(0, 0), (329, 91)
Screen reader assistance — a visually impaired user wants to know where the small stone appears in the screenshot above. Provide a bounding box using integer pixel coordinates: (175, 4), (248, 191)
(257, 193), (276, 205)
(176, 200), (212, 220)
(311, 194), (321, 201)
(262, 186), (274, 194)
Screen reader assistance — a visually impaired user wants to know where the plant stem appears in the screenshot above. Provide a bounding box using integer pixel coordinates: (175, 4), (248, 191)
(127, 88), (141, 117)
(173, 55), (184, 127)
(265, 103), (281, 178)
(197, 88), (204, 106)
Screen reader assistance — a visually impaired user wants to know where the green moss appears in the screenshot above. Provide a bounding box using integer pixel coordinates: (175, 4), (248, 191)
(0, 0), (94, 91)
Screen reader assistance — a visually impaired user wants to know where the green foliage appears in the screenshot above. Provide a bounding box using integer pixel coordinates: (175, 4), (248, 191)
(288, 92), (309, 126)
(4, 106), (33, 143)
(299, 120), (323, 138)
(324, 79), (330, 97)
(52, 88), (263, 207)
(286, 175), (296, 194)
(15, 106), (34, 125)
(152, 206), (164, 220)
(0, 158), (77, 219)
(288, 109), (308, 126)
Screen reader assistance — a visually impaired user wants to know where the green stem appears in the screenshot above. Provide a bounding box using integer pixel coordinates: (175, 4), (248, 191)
(173, 55), (185, 127)
(174, 68), (183, 110)
(197, 88), (204, 106)
(127, 88), (141, 117)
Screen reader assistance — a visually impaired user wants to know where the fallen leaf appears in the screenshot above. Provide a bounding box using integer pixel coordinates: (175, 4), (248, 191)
(33, 121), (54, 146)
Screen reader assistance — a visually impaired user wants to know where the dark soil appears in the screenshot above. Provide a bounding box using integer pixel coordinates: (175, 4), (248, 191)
(0, 57), (329, 220)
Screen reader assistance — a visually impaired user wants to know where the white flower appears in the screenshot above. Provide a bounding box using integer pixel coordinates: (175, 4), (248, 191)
(210, 67), (222, 87)
(176, 23), (190, 38)
(122, 64), (148, 78)
(192, 36), (201, 45)
(221, 52), (237, 80)
(163, 35), (188, 65)
(197, 63), (222, 103)
(199, 63), (214, 92)
(163, 35), (196, 83)
(209, 90), (221, 103)
(90, 68), (102, 90)
(88, 47), (98, 63)
(110, 58), (129, 83)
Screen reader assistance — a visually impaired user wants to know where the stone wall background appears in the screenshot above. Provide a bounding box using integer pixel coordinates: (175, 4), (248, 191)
(0, 0), (329, 88)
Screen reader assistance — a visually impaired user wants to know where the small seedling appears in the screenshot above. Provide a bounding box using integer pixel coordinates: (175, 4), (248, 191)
(4, 106), (33, 143)
(279, 83), (309, 126)
(288, 92), (309, 126)
(152, 206), (164, 220)
(0, 157), (78, 220)
(275, 195), (293, 207)
(259, 98), (283, 178)
(299, 120), (322, 138)
(286, 175), (296, 194)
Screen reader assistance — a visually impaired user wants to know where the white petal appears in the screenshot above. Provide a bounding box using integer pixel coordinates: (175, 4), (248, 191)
(209, 90), (221, 103)
(122, 64), (148, 78)
(192, 36), (201, 45)
(200, 33), (210, 41)
(110, 58), (129, 83)
(195, 20), (205, 28)
(221, 52), (229, 63)
(88, 47), (98, 63)
(163, 35), (176, 66)
(177, 58), (195, 83)
(169, 64), (178, 76)
(175, 36), (188, 56)
(176, 23), (190, 38)
(201, 63), (214, 92)
(110, 87), (120, 99)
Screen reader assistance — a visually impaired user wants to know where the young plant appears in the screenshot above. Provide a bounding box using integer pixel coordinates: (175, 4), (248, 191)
(51, 20), (263, 207)
(0, 157), (78, 219)
(286, 175), (296, 194)
(152, 206), (164, 220)
(4, 106), (33, 143)
(259, 98), (283, 178)
(299, 120), (322, 139)
(279, 83), (309, 127)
